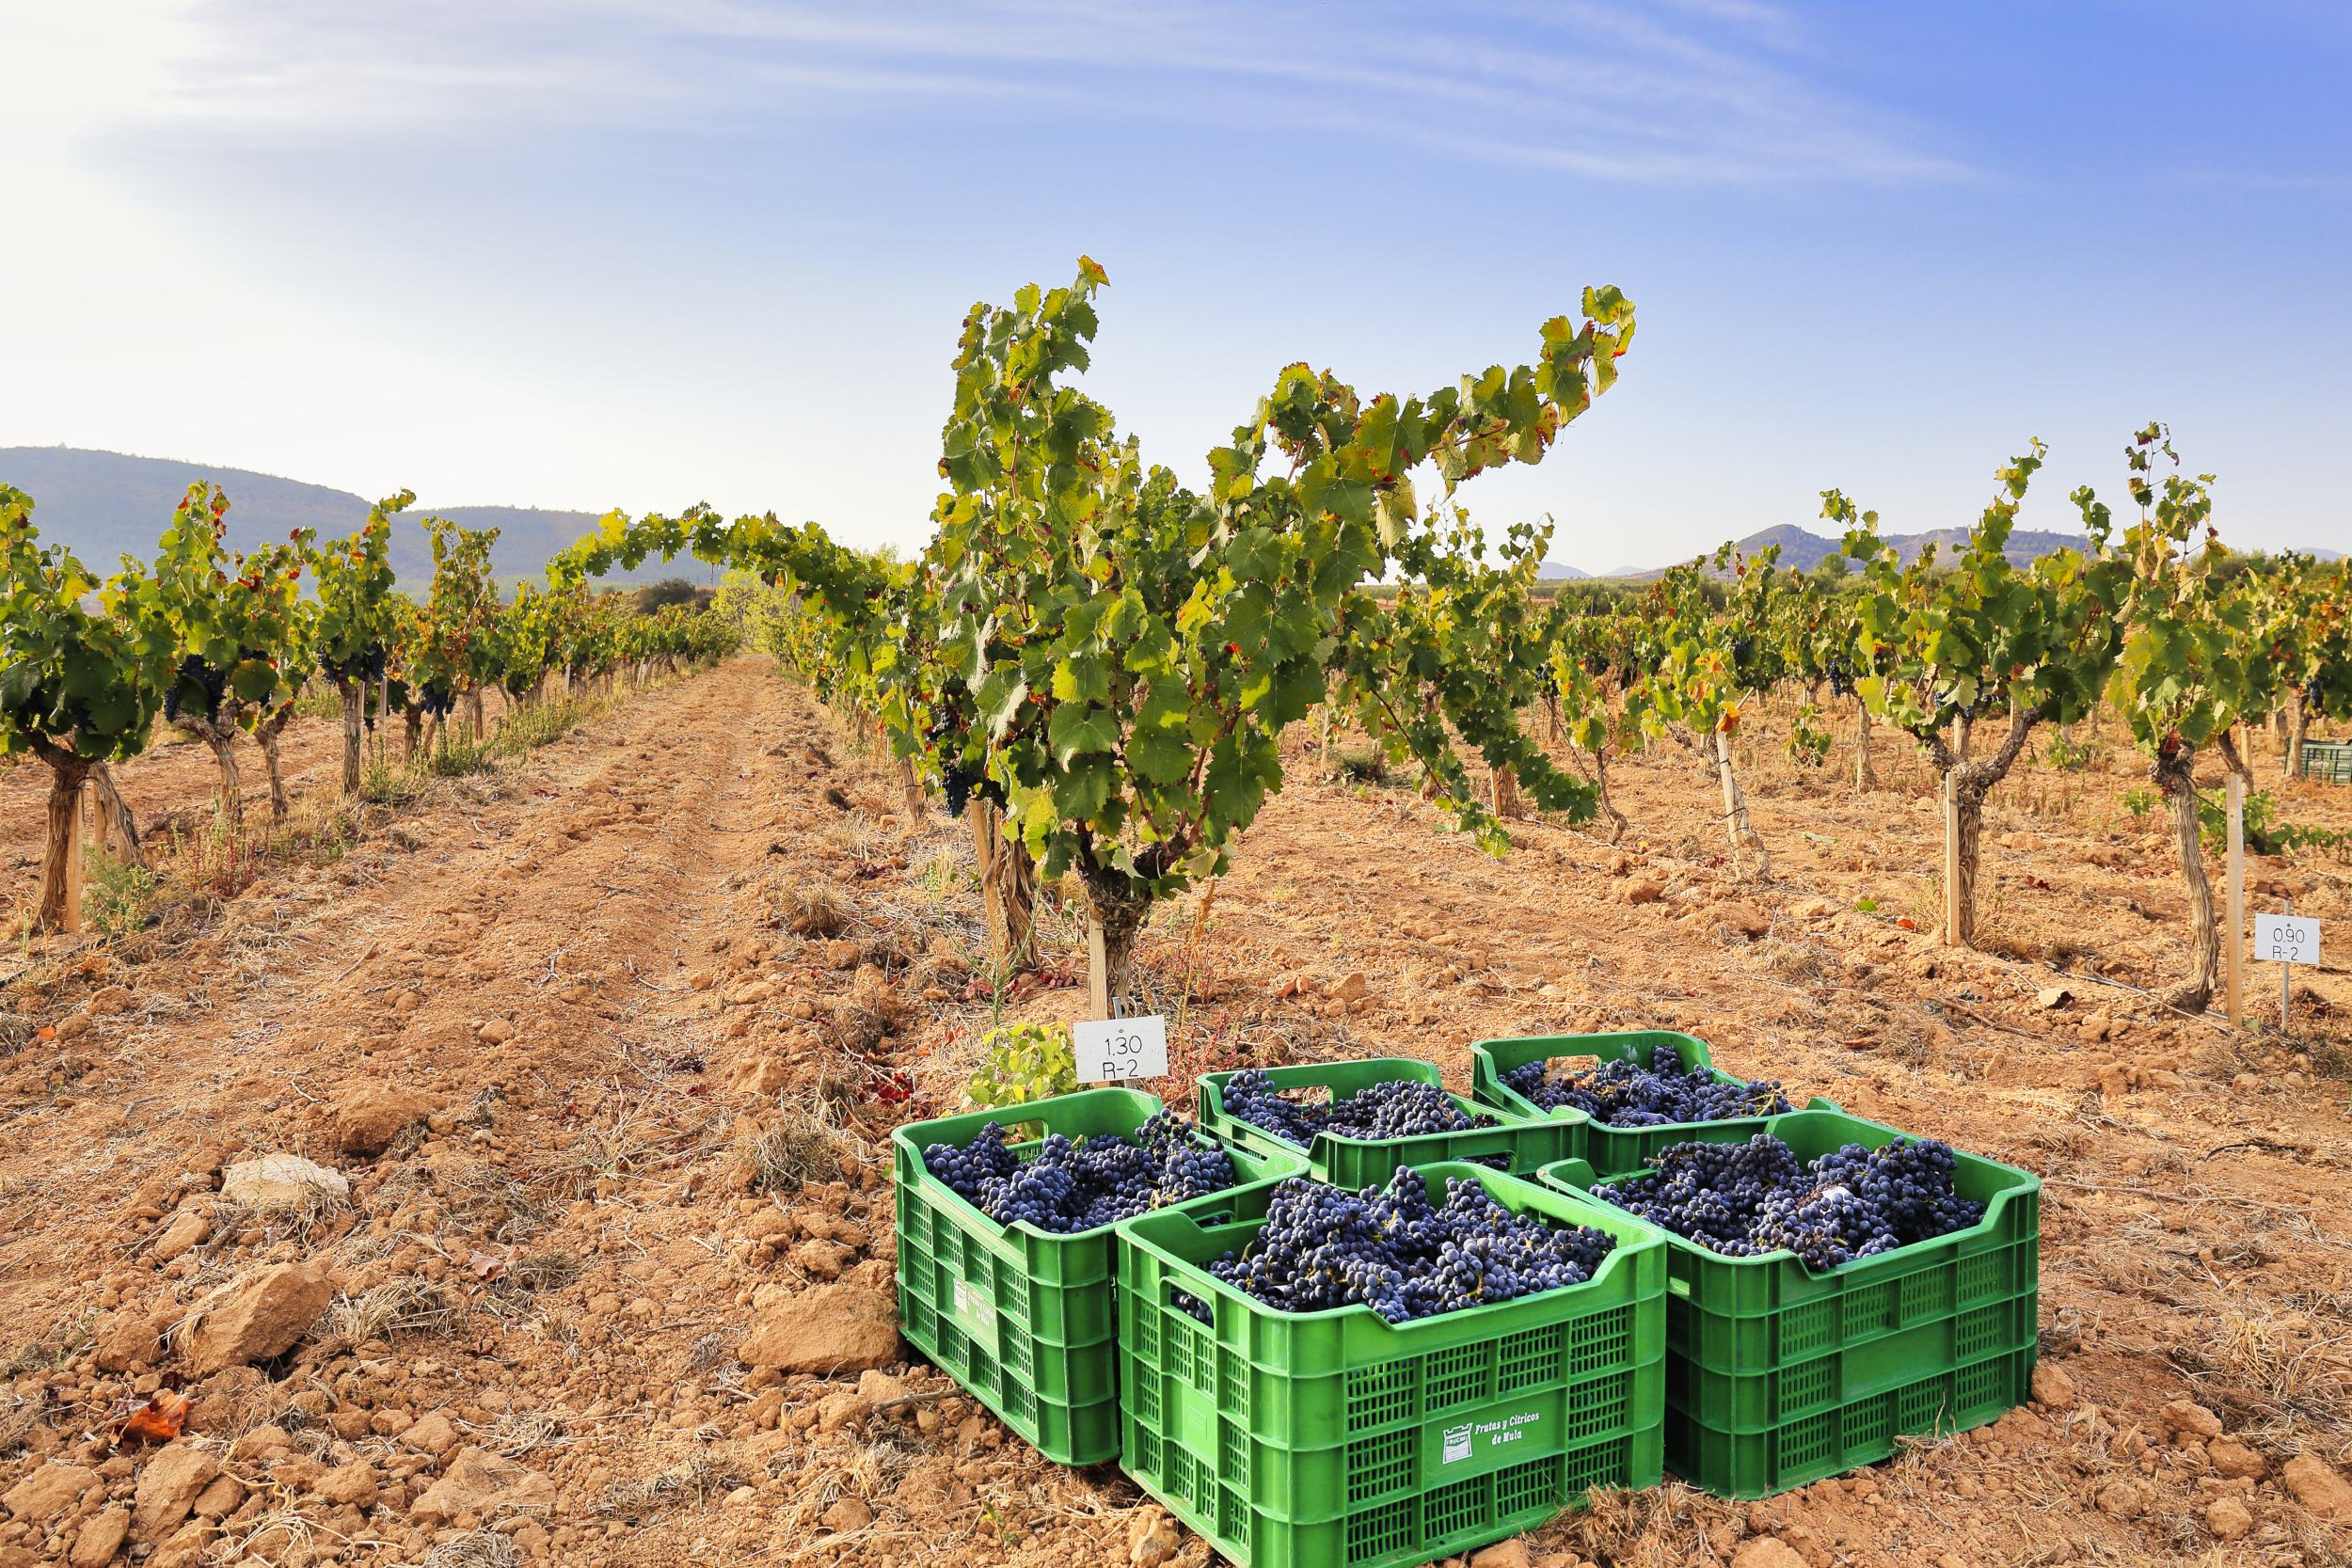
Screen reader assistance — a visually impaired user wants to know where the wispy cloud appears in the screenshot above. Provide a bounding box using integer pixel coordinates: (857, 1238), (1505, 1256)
(41, 0), (1971, 187)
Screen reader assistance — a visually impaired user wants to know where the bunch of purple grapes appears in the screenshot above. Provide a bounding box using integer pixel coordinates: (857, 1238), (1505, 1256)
(1502, 1042), (1791, 1128)
(1219, 1069), (1494, 1147)
(924, 1109), (1237, 1233)
(1596, 1132), (1984, 1270)
(1177, 1168), (1616, 1324)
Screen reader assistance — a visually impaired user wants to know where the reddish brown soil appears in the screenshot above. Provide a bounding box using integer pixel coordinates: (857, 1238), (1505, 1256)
(1, 666), (2347, 1568)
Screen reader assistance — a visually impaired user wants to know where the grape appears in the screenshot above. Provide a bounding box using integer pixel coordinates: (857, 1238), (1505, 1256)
(1502, 1043), (1791, 1128)
(923, 1112), (1238, 1233)
(1219, 1069), (1495, 1147)
(163, 655), (229, 723)
(1180, 1168), (1617, 1324)
(1595, 1132), (1986, 1271)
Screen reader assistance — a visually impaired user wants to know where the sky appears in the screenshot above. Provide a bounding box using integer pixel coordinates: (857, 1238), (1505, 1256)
(2, 1), (2346, 573)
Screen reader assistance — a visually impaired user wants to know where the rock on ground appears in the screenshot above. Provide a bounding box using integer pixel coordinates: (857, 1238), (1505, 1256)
(221, 1152), (349, 1209)
(69, 1507), (131, 1568)
(740, 1281), (900, 1373)
(180, 1260), (336, 1375)
(132, 1444), (220, 1542)
(332, 1085), (438, 1157)
(408, 1448), (557, 1525)
(3, 1462), (94, 1524)
(2283, 1453), (2352, 1521)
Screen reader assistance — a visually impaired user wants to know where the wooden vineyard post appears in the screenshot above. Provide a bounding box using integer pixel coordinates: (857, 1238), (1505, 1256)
(2225, 767), (2245, 1026)
(1942, 769), (1963, 947)
(61, 781), (92, 933)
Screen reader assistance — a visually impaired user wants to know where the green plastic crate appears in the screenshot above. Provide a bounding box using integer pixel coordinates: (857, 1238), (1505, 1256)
(1536, 1108), (2040, 1498)
(893, 1087), (1308, 1465)
(1473, 1031), (1842, 1178)
(1116, 1164), (1667, 1568)
(2302, 738), (2352, 784)
(1198, 1058), (1567, 1187)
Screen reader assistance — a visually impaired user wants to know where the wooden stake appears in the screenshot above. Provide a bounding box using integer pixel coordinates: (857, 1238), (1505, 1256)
(1942, 769), (1962, 946)
(61, 781), (89, 933)
(2225, 766), (2245, 1026)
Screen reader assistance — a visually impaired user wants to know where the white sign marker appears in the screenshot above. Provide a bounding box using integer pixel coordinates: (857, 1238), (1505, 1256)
(2253, 912), (2321, 967)
(1073, 1013), (1169, 1084)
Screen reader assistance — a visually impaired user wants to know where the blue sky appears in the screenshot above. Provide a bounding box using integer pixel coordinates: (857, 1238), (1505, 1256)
(2, 2), (2345, 570)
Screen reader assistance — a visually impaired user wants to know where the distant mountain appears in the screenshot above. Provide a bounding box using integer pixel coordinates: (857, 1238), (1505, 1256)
(0, 447), (614, 584)
(1534, 561), (1589, 580)
(1601, 522), (2101, 581)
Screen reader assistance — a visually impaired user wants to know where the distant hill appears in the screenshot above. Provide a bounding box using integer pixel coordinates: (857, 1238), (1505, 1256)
(0, 447), (612, 584)
(1602, 522), (2100, 580)
(1535, 561), (1589, 580)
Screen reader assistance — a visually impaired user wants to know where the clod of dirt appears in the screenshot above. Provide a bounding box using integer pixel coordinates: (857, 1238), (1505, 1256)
(66, 1505), (129, 1567)
(2283, 1452), (2352, 1521)
(2027, 1361), (2076, 1409)
(131, 1443), (219, 1543)
(2207, 1437), (2266, 1479)
(408, 1447), (557, 1525)
(740, 1280), (899, 1372)
(1728, 1541), (1805, 1568)
(2205, 1494), (2253, 1541)
(1619, 878), (1666, 906)
(333, 1084), (439, 1157)
(1467, 1538), (1532, 1568)
(221, 1151), (350, 1209)
(2159, 1398), (2224, 1441)
(2, 1461), (93, 1524)
(179, 1259), (336, 1375)
(1129, 1506), (1182, 1568)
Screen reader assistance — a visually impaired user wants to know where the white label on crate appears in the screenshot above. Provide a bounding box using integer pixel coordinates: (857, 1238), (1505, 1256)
(1074, 1014), (1168, 1084)
(953, 1280), (997, 1354)
(2254, 913), (2322, 966)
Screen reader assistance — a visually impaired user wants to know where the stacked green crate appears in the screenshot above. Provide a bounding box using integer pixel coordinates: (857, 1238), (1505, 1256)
(1538, 1109), (2039, 1497)
(1117, 1164), (1666, 1568)
(893, 1087), (1308, 1465)
(1472, 1031), (1842, 1177)
(1198, 1058), (1570, 1186)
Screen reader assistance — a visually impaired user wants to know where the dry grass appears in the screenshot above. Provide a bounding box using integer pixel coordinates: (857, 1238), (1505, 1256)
(735, 1094), (856, 1195)
(0, 1393), (39, 1457)
(325, 1276), (466, 1349)
(596, 1453), (748, 1520)
(401, 1528), (524, 1568)
(780, 880), (852, 939)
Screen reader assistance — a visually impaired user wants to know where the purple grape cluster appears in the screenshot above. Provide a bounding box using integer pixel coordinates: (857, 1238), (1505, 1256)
(1219, 1069), (1494, 1147)
(1595, 1132), (1984, 1271)
(1176, 1169), (1616, 1324)
(924, 1109), (1237, 1233)
(1502, 1043), (1792, 1128)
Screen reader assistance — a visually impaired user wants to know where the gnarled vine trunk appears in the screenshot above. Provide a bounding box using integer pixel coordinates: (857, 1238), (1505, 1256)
(1934, 708), (2037, 949)
(1853, 701), (1877, 791)
(465, 688), (485, 743)
(1712, 728), (1769, 877)
(2285, 693), (2309, 780)
(174, 713), (245, 836)
(403, 705), (424, 763)
(896, 756), (924, 819)
(968, 800), (1036, 972)
(28, 741), (94, 933)
(256, 707), (295, 821)
(338, 678), (365, 794)
(87, 766), (142, 870)
(1588, 748), (1628, 844)
(1078, 864), (1152, 1020)
(2154, 742), (2219, 1011)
